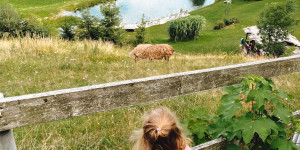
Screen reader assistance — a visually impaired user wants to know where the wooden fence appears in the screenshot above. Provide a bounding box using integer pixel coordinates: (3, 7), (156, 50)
(1, 55), (300, 149)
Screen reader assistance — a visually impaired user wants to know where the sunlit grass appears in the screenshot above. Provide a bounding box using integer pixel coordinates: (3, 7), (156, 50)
(0, 0), (107, 18)
(1, 37), (299, 149)
(0, 37), (261, 97)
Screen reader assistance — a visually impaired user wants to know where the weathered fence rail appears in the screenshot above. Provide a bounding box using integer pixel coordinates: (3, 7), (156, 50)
(1, 55), (300, 149)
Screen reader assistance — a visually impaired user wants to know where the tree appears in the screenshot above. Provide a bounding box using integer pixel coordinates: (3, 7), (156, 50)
(257, 0), (296, 57)
(192, 0), (205, 6)
(0, 1), (49, 38)
(57, 16), (81, 40)
(0, 1), (23, 37)
(76, 10), (101, 40)
(134, 14), (146, 46)
(100, 2), (124, 45)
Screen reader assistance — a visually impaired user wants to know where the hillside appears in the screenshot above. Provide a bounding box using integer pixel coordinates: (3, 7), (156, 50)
(0, 0), (299, 149)
(145, 0), (300, 54)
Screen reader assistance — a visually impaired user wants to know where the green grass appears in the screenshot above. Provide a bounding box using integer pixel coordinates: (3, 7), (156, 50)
(138, 0), (300, 54)
(0, 0), (107, 18)
(0, 0), (299, 149)
(0, 37), (299, 149)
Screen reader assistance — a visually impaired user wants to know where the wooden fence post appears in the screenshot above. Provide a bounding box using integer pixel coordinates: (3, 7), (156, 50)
(0, 93), (17, 150)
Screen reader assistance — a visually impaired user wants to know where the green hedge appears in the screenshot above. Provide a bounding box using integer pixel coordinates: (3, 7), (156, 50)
(168, 15), (206, 42)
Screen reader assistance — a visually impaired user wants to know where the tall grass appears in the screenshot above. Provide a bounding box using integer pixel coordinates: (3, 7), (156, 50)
(0, 37), (272, 149)
(168, 15), (206, 42)
(0, 37), (261, 97)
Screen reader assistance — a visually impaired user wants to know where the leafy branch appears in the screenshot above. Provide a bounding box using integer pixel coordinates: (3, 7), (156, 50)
(184, 74), (298, 150)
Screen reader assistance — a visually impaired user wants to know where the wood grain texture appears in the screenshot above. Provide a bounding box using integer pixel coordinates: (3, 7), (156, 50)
(0, 55), (300, 131)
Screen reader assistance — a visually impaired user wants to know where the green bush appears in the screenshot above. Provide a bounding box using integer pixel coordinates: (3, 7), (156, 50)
(0, 1), (49, 38)
(185, 74), (298, 149)
(230, 17), (239, 24)
(134, 14), (147, 46)
(100, 2), (124, 45)
(213, 20), (225, 30)
(21, 18), (50, 37)
(168, 15), (206, 42)
(192, 0), (205, 6)
(223, 18), (231, 26)
(0, 1), (23, 37)
(75, 10), (102, 40)
(57, 16), (81, 40)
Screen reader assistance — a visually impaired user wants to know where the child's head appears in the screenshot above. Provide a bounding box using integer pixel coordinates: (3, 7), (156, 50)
(133, 107), (190, 150)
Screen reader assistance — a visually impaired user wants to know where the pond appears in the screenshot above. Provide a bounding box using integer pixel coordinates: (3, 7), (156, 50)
(65, 0), (215, 25)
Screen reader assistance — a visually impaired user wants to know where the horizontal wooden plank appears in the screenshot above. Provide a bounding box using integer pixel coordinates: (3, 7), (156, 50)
(192, 138), (227, 150)
(0, 55), (300, 131)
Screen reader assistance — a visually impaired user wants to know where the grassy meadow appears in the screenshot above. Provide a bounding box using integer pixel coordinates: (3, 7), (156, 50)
(0, 0), (108, 18)
(0, 0), (299, 149)
(138, 0), (300, 54)
(0, 37), (299, 149)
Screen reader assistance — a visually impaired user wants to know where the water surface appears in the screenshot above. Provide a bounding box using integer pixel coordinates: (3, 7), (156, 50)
(70, 0), (215, 24)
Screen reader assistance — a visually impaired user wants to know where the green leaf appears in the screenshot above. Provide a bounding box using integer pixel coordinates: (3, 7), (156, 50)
(273, 104), (292, 124)
(271, 137), (298, 150)
(190, 107), (207, 118)
(233, 117), (279, 144)
(226, 144), (240, 150)
(223, 86), (236, 94)
(247, 88), (271, 109)
(217, 100), (242, 119)
(277, 90), (292, 99)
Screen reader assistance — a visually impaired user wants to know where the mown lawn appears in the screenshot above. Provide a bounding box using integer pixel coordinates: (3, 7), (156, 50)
(143, 0), (300, 54)
(0, 0), (107, 17)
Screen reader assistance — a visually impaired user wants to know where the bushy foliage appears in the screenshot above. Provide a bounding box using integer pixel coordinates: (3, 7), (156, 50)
(134, 14), (147, 46)
(224, 17), (240, 26)
(75, 10), (101, 40)
(0, 1), (23, 37)
(100, 2), (124, 45)
(192, 0), (205, 6)
(213, 20), (225, 30)
(230, 17), (239, 24)
(215, 17), (239, 30)
(21, 18), (50, 37)
(168, 15), (206, 42)
(57, 16), (81, 40)
(0, 1), (49, 38)
(185, 74), (298, 149)
(257, 0), (296, 57)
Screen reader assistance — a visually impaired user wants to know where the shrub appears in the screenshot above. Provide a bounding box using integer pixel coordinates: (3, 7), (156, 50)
(223, 18), (231, 26)
(134, 14), (147, 46)
(192, 0), (205, 6)
(75, 10), (101, 40)
(230, 17), (239, 24)
(213, 20), (225, 30)
(168, 15), (206, 42)
(258, 0), (296, 57)
(0, 1), (49, 38)
(57, 16), (81, 40)
(0, 1), (23, 37)
(100, 1), (124, 45)
(185, 74), (298, 149)
(21, 18), (50, 37)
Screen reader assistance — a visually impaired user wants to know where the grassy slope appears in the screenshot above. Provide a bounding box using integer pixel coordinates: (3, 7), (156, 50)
(144, 0), (300, 54)
(0, 0), (106, 17)
(1, 37), (299, 149)
(0, 0), (299, 149)
(0, 37), (263, 149)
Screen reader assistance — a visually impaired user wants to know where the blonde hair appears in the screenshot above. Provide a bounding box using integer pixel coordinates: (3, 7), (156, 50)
(132, 107), (190, 150)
